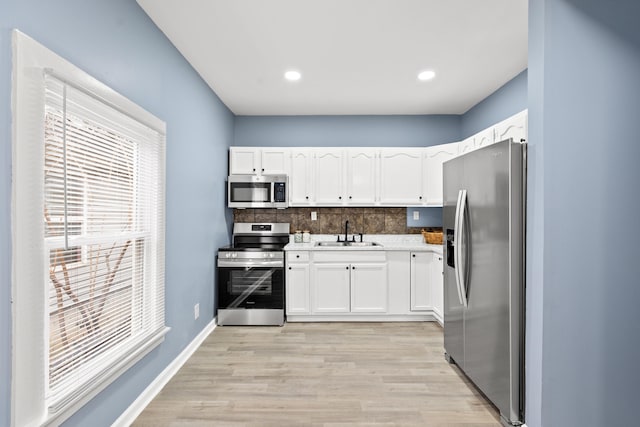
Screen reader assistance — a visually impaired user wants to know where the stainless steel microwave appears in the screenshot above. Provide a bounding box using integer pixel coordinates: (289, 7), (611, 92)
(227, 175), (288, 209)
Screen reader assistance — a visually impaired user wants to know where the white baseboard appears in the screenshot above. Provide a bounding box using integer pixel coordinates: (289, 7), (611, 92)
(112, 318), (217, 426)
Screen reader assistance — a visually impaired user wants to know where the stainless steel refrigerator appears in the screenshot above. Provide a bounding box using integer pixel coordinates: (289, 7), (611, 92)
(443, 139), (525, 426)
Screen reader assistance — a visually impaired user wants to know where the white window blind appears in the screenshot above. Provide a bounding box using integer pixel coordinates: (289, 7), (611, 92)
(43, 72), (166, 412)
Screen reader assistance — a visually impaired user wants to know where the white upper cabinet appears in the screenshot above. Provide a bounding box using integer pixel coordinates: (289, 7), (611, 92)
(474, 127), (495, 150)
(229, 147), (288, 175)
(423, 142), (458, 206)
(379, 149), (423, 205)
(260, 148), (289, 175)
(314, 149), (345, 205)
(494, 110), (528, 143)
(289, 149), (313, 205)
(458, 136), (476, 156)
(346, 149), (377, 204)
(229, 147), (260, 175)
(228, 111), (527, 208)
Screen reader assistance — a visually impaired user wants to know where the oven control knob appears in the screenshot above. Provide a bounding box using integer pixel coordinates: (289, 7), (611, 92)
(225, 253), (231, 258)
(231, 252), (237, 258)
(269, 253), (274, 258)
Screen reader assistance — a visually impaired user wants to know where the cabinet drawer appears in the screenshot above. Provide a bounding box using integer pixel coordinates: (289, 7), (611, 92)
(287, 251), (309, 262)
(312, 251), (386, 263)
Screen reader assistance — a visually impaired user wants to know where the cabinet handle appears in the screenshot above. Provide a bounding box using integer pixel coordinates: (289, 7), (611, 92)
(261, 168), (264, 172)
(253, 168), (256, 172)
(296, 255), (300, 258)
(412, 254), (416, 257)
(306, 196), (309, 200)
(438, 257), (442, 261)
(339, 196), (342, 200)
(349, 196), (352, 199)
(288, 267), (292, 270)
(419, 196), (423, 200)
(352, 266), (355, 269)
(346, 266), (349, 270)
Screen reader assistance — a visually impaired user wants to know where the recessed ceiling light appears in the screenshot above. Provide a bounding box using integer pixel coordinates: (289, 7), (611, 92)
(418, 70), (436, 81)
(284, 70), (301, 81)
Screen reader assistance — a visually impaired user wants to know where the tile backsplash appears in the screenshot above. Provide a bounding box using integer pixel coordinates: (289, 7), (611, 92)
(233, 207), (424, 235)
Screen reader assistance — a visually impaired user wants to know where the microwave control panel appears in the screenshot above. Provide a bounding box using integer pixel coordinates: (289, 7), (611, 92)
(274, 182), (286, 202)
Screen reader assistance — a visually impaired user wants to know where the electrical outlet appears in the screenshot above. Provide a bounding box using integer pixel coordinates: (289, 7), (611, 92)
(311, 211), (317, 221)
(413, 211), (420, 220)
(194, 303), (199, 320)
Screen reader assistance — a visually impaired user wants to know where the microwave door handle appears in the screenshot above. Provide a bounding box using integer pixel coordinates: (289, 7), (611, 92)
(454, 189), (469, 307)
(270, 182), (275, 204)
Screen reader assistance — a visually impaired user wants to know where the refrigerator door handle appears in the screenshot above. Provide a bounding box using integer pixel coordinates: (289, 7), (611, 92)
(454, 189), (469, 307)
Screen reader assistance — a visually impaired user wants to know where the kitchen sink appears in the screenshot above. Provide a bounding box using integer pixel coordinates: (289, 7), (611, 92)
(314, 241), (382, 247)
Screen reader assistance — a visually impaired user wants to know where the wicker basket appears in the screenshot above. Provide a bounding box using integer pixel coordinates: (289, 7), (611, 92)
(421, 228), (443, 245)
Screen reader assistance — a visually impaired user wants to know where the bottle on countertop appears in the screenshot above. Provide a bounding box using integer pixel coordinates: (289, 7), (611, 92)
(294, 230), (303, 243)
(302, 230), (311, 243)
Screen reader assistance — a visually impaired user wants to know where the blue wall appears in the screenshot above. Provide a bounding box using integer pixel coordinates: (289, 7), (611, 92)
(528, 0), (640, 426)
(234, 115), (461, 147)
(0, 1), (234, 426)
(406, 207), (443, 228)
(461, 70), (528, 139)
(0, 1), (532, 425)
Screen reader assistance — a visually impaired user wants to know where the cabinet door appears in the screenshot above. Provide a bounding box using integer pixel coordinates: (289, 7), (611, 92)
(423, 142), (458, 206)
(458, 137), (476, 156)
(494, 110), (528, 143)
(350, 263), (388, 313)
(431, 253), (444, 323)
(289, 150), (313, 205)
(229, 147), (259, 175)
(314, 149), (344, 205)
(379, 149), (423, 205)
(347, 149), (377, 204)
(286, 263), (310, 314)
(474, 127), (495, 149)
(261, 149), (288, 175)
(410, 252), (432, 311)
(311, 263), (351, 313)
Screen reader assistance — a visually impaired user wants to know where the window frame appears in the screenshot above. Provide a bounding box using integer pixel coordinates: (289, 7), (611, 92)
(11, 30), (168, 427)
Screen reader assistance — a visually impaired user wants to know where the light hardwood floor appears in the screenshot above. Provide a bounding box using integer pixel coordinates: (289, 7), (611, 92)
(133, 322), (501, 426)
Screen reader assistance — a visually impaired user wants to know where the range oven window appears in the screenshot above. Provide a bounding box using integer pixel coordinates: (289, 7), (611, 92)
(218, 265), (284, 309)
(229, 269), (272, 295)
(229, 182), (270, 203)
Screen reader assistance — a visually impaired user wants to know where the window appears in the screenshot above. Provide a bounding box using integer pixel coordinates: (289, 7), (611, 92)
(12, 31), (168, 426)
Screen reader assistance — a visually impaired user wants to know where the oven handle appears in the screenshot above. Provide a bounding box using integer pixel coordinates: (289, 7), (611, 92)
(217, 259), (284, 268)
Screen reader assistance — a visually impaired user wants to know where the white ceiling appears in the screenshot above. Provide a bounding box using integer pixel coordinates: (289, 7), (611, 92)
(137, 0), (528, 116)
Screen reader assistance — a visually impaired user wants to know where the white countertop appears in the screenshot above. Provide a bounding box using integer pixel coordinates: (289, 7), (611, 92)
(284, 234), (443, 253)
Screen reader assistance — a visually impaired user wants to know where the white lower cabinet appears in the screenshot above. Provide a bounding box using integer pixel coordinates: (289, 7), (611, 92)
(431, 252), (444, 323)
(410, 252), (432, 311)
(350, 263), (388, 313)
(311, 263), (351, 313)
(311, 257), (387, 314)
(409, 251), (444, 324)
(286, 251), (311, 315)
(286, 248), (441, 322)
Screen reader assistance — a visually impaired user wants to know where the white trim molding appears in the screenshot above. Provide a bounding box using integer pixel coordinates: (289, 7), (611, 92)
(112, 318), (217, 427)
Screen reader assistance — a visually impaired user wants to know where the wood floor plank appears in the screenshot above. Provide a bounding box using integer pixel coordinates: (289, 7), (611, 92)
(133, 322), (501, 426)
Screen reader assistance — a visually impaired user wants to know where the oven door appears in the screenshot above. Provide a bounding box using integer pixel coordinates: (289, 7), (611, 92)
(217, 261), (284, 309)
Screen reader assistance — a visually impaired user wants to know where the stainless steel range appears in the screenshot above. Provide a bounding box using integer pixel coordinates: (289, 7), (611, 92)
(216, 223), (289, 326)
